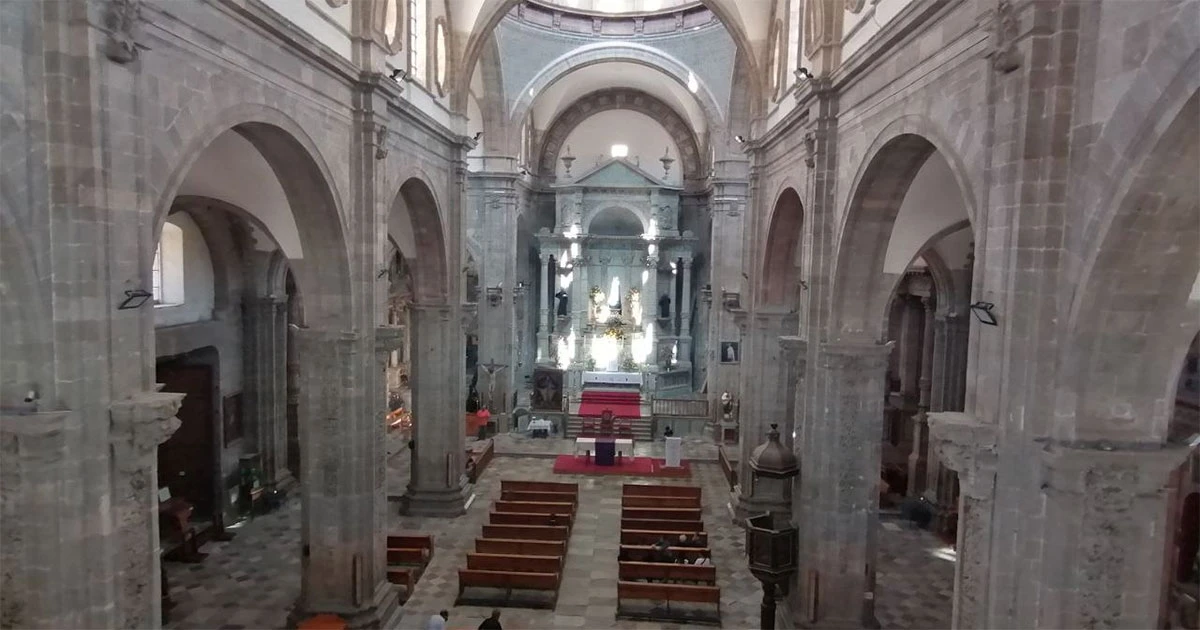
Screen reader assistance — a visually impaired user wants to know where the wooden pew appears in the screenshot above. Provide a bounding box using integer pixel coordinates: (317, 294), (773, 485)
(616, 580), (722, 625)
(491, 511), (572, 528)
(501, 480), (580, 495)
(386, 548), (429, 565)
(619, 544), (711, 562)
(467, 552), (561, 573)
(619, 561), (717, 584)
(501, 490), (578, 505)
(621, 529), (708, 546)
(494, 500), (574, 516)
(476, 538), (566, 558)
(620, 518), (705, 533)
(386, 534), (434, 553)
(482, 523), (569, 542)
(622, 495), (700, 509)
(387, 567), (414, 591)
(622, 507), (703, 521)
(456, 570), (561, 609)
(622, 484), (702, 501)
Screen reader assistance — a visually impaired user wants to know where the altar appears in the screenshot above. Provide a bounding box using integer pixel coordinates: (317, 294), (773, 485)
(533, 157), (698, 399)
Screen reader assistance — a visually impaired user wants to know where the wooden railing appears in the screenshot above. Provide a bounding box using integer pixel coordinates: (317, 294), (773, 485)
(657, 370), (691, 390)
(651, 398), (709, 417)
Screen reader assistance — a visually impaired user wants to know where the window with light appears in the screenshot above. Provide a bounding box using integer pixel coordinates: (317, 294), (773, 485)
(434, 20), (448, 94)
(153, 222), (185, 306)
(408, 0), (427, 85)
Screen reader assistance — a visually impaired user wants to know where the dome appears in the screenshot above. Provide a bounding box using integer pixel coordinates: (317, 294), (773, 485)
(532, 0), (700, 15)
(749, 423), (798, 478)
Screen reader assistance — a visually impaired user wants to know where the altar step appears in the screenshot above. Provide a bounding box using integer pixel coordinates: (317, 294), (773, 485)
(564, 417), (655, 441)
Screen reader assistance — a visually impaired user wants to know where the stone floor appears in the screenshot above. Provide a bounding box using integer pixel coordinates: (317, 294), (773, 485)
(167, 436), (953, 630)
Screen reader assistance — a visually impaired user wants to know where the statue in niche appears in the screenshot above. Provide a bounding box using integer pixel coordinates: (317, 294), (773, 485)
(628, 289), (642, 325)
(555, 289), (569, 317)
(720, 391), (737, 422)
(658, 294), (671, 319)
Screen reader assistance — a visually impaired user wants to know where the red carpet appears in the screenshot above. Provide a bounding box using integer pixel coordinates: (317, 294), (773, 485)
(578, 390), (642, 418)
(552, 455), (691, 478)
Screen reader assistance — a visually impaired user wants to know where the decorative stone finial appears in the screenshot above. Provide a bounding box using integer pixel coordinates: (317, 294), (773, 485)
(561, 146), (575, 176)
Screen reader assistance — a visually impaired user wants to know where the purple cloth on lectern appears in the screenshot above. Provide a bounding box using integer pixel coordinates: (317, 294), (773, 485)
(595, 439), (616, 466)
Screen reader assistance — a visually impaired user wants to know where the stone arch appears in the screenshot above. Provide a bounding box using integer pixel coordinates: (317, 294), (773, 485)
(831, 126), (976, 341)
(510, 43), (725, 128)
(538, 88), (704, 181)
(455, 0), (762, 115)
(586, 206), (647, 237)
(389, 177), (449, 304)
(0, 212), (53, 408)
(1058, 89), (1200, 443)
(881, 220), (972, 319)
(759, 187), (804, 307)
(170, 196), (280, 312)
(152, 107), (352, 330)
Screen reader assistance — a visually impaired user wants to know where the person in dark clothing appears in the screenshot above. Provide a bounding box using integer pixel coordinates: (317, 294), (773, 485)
(479, 609), (503, 629)
(663, 425), (674, 438)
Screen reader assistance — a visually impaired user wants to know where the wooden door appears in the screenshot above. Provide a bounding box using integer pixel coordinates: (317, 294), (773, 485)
(156, 363), (216, 519)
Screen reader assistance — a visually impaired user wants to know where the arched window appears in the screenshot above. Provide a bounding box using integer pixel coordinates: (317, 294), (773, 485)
(408, 0), (427, 86)
(153, 222), (185, 306)
(382, 0), (400, 51)
(434, 19), (448, 95)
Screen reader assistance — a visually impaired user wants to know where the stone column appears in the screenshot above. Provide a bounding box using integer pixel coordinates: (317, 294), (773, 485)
(291, 328), (400, 627)
(679, 257), (693, 367)
(1036, 441), (1191, 630)
(109, 391), (186, 629)
(796, 340), (892, 628)
(244, 296), (291, 488)
(779, 336), (807, 448)
(404, 304), (467, 516)
(897, 297), (921, 401)
(926, 312), (969, 524)
(0, 409), (84, 629)
(927, 412), (997, 630)
(537, 253), (551, 362)
(907, 297), (936, 497)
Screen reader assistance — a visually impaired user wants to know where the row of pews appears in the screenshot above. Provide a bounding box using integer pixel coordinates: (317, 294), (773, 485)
(617, 484), (722, 625)
(456, 480), (579, 609)
(385, 534), (435, 602)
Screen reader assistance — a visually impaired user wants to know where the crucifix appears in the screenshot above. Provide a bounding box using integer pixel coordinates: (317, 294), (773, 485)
(479, 358), (509, 410)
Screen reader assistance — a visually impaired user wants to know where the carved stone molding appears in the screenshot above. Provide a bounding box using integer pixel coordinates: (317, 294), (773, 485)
(374, 325), (404, 354)
(927, 412), (997, 499)
(818, 339), (893, 371)
(104, 0), (144, 64)
(803, 132), (816, 167)
(110, 391), (186, 473)
(1039, 440), (1191, 498)
(374, 123), (389, 160)
(984, 0), (1022, 73)
(1, 410), (76, 464)
(779, 335), (808, 367)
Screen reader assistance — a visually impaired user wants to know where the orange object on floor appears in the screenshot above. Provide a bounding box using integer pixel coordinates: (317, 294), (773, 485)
(298, 614), (346, 630)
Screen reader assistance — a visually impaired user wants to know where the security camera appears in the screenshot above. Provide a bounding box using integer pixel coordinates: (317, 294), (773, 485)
(795, 67), (813, 81)
(24, 389), (38, 403)
(734, 135), (746, 144)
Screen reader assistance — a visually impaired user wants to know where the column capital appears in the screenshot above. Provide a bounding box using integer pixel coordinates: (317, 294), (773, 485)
(1, 409), (77, 464)
(818, 339), (893, 370)
(1039, 440), (1192, 498)
(374, 325), (404, 353)
(779, 335), (807, 363)
(927, 412), (997, 499)
(409, 302), (453, 317)
(110, 391), (186, 473)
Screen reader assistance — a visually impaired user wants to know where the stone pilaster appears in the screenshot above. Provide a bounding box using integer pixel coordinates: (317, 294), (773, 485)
(0, 409), (84, 629)
(927, 412), (997, 630)
(537, 253), (551, 362)
(705, 160), (748, 416)
(795, 340), (891, 629)
(735, 312), (793, 519)
(404, 304), (467, 516)
(926, 312), (969, 522)
(291, 328), (400, 628)
(1036, 441), (1191, 630)
(907, 297), (936, 496)
(244, 296), (290, 488)
(679, 257), (693, 367)
(109, 391), (186, 629)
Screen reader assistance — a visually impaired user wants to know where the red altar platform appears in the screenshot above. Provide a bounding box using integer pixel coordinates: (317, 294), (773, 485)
(578, 390), (642, 419)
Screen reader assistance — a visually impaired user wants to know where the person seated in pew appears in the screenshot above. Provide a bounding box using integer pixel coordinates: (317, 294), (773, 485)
(651, 537), (677, 563)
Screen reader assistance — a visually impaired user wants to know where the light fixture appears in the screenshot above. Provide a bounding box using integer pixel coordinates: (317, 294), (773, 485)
(795, 67), (813, 81)
(118, 289), (154, 310)
(734, 135), (746, 144)
(970, 301), (998, 326)
(473, 131), (483, 141)
(390, 68), (408, 81)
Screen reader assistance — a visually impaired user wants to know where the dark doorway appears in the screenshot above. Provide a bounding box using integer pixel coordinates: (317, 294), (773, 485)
(157, 360), (217, 519)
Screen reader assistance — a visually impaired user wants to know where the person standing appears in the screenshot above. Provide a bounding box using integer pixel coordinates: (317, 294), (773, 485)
(479, 609), (503, 629)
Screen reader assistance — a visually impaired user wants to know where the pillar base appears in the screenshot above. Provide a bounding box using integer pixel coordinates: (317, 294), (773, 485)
(288, 583), (403, 629)
(401, 486), (468, 517)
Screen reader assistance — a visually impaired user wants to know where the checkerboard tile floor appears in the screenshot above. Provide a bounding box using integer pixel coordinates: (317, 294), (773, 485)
(167, 439), (953, 630)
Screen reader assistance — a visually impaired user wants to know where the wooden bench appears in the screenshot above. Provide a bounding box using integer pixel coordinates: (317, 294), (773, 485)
(620, 518), (705, 533)
(491, 511), (572, 528)
(622, 495), (700, 509)
(622, 484), (702, 500)
(616, 580), (721, 625)
(501, 480), (580, 495)
(482, 524), (570, 542)
(386, 548), (429, 565)
(386, 535), (434, 553)
(476, 538), (566, 558)
(619, 561), (717, 584)
(501, 490), (579, 505)
(456, 569), (561, 609)
(494, 500), (575, 516)
(387, 567), (415, 591)
(467, 552), (561, 573)
(619, 544), (711, 562)
(622, 507), (703, 521)
(621, 529), (708, 546)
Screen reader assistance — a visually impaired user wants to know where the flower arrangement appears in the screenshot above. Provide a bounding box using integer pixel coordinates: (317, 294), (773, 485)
(603, 317), (626, 340)
(589, 286), (604, 303)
